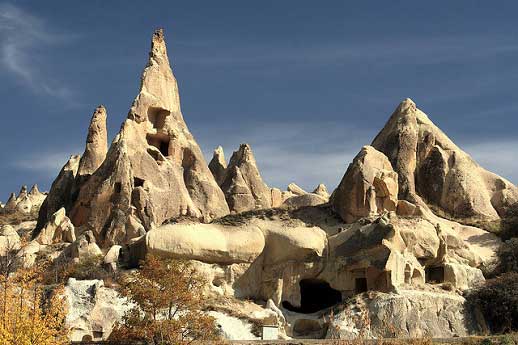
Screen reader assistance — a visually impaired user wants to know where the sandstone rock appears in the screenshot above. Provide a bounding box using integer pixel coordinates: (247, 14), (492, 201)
(282, 193), (327, 209)
(330, 290), (480, 339)
(65, 278), (133, 341)
(209, 146), (227, 186)
(77, 105), (108, 180)
(28, 184), (46, 207)
(271, 188), (283, 208)
(287, 183), (307, 196)
(4, 193), (17, 212)
(0, 225), (21, 255)
(103, 245), (122, 272)
(443, 261), (484, 290)
(332, 146), (398, 223)
(222, 144), (271, 212)
(372, 98), (518, 222)
(221, 166), (256, 213)
(68, 29), (229, 246)
(15, 195), (32, 214)
(70, 231), (102, 260)
(16, 240), (41, 268)
(36, 208), (76, 245)
(138, 223), (265, 264)
(312, 184), (329, 200)
(35, 155), (81, 234)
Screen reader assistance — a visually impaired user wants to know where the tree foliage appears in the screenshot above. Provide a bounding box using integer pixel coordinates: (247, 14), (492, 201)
(466, 272), (518, 333)
(501, 202), (518, 241)
(110, 255), (220, 344)
(0, 263), (68, 345)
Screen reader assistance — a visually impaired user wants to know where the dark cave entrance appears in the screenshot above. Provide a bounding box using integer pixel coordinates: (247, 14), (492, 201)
(355, 277), (368, 294)
(146, 133), (170, 157)
(282, 279), (342, 314)
(425, 266), (445, 284)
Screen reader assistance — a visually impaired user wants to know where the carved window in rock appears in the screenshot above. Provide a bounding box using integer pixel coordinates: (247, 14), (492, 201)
(425, 265), (444, 284)
(147, 107), (169, 130)
(146, 133), (170, 157)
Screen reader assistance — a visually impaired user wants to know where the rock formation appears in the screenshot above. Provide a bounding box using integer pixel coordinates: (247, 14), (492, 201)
(221, 144), (271, 213)
(287, 183), (307, 196)
(76, 105), (108, 181)
(312, 184), (330, 200)
(372, 98), (518, 223)
(68, 29), (229, 246)
(35, 155), (81, 233)
(0, 184), (46, 215)
(209, 146), (227, 185)
(36, 208), (76, 245)
(332, 146), (398, 223)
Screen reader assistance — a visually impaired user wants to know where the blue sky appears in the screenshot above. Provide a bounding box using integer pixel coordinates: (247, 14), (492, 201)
(1, 1), (517, 200)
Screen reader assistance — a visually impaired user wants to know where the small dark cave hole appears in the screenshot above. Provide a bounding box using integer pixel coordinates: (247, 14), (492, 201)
(134, 177), (145, 188)
(146, 133), (170, 157)
(355, 277), (368, 293)
(282, 279), (342, 314)
(425, 266), (445, 284)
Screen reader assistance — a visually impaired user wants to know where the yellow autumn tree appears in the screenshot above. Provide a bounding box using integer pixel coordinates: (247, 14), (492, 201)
(110, 255), (221, 345)
(0, 246), (68, 345)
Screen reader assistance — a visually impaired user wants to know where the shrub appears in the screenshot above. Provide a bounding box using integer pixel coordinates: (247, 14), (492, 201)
(466, 272), (518, 333)
(109, 255), (221, 344)
(501, 203), (518, 241)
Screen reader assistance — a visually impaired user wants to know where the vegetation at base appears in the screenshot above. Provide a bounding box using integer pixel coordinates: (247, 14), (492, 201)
(109, 254), (221, 345)
(0, 245), (68, 345)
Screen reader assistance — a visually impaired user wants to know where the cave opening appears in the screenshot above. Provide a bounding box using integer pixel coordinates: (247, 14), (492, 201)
(282, 279), (342, 314)
(425, 266), (445, 284)
(147, 107), (169, 130)
(355, 277), (368, 293)
(146, 133), (170, 157)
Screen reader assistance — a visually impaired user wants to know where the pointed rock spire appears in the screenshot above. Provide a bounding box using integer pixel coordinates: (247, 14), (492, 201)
(287, 183), (307, 196)
(312, 184), (330, 200)
(77, 105), (108, 178)
(371, 98), (518, 222)
(18, 185), (28, 200)
(221, 166), (255, 213)
(4, 193), (17, 211)
(222, 144), (271, 212)
(68, 29), (229, 246)
(209, 146), (227, 186)
(29, 184), (40, 196)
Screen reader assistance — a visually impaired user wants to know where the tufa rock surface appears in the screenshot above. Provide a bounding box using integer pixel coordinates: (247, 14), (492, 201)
(332, 146), (398, 223)
(66, 29), (229, 246)
(209, 146), (227, 186)
(221, 144), (271, 213)
(372, 98), (518, 222)
(77, 105), (108, 181)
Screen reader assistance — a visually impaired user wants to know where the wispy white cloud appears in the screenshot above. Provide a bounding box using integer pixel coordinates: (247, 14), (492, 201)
(11, 148), (82, 178)
(0, 3), (77, 104)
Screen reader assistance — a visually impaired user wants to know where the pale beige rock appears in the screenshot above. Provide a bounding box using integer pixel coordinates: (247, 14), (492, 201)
(15, 195), (32, 214)
(287, 183), (307, 196)
(28, 184), (46, 208)
(443, 262), (484, 290)
(0, 225), (21, 256)
(70, 231), (103, 260)
(271, 188), (283, 208)
(35, 155), (81, 234)
(209, 146), (227, 186)
(36, 208), (76, 245)
(312, 184), (330, 200)
(332, 146), (398, 223)
(104, 245), (122, 272)
(142, 223), (266, 264)
(283, 193), (327, 209)
(16, 240), (41, 268)
(222, 144), (271, 212)
(221, 166), (255, 213)
(77, 105), (108, 179)
(18, 185), (28, 200)
(68, 29), (229, 246)
(4, 193), (17, 212)
(372, 98), (518, 222)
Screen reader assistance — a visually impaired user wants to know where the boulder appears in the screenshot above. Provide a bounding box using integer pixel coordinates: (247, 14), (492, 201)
(332, 146), (398, 223)
(270, 188), (283, 208)
(287, 183), (307, 196)
(28, 184), (46, 208)
(15, 240), (41, 268)
(0, 225), (21, 255)
(70, 231), (102, 260)
(222, 144), (271, 212)
(68, 29), (229, 246)
(36, 208), (76, 245)
(137, 222), (266, 264)
(103, 245), (122, 272)
(65, 278), (133, 341)
(312, 183), (330, 200)
(283, 193), (327, 209)
(372, 98), (518, 222)
(208, 146), (227, 186)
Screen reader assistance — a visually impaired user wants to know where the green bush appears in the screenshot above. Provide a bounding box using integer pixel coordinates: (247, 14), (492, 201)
(501, 203), (518, 241)
(466, 272), (518, 333)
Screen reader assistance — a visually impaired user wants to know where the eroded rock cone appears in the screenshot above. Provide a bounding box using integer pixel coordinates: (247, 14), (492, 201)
(18, 185), (28, 200)
(208, 146), (227, 186)
(35, 155), (81, 234)
(4, 193), (17, 212)
(221, 166), (255, 213)
(69, 29), (229, 246)
(77, 105), (108, 181)
(372, 98), (518, 222)
(312, 183), (329, 200)
(332, 146), (398, 223)
(222, 143), (271, 212)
